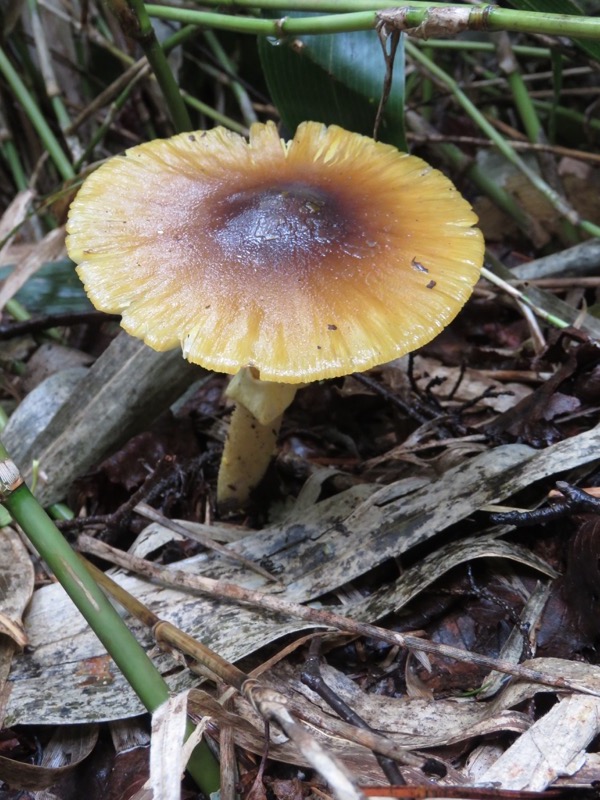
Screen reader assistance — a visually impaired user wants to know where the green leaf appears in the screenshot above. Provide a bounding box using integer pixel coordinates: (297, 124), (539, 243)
(505, 0), (600, 61)
(259, 24), (406, 149)
(0, 260), (92, 315)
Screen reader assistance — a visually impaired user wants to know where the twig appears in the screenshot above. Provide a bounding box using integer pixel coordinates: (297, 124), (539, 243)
(490, 481), (600, 527)
(302, 638), (406, 785)
(0, 311), (120, 340)
(82, 556), (367, 800)
(134, 501), (279, 583)
(78, 535), (600, 697)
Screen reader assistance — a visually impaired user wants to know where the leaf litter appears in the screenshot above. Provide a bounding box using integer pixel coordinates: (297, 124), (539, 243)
(2, 414), (600, 793)
(1, 224), (600, 798)
(1, 19), (600, 799)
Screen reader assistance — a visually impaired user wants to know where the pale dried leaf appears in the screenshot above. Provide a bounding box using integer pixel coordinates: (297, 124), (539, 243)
(0, 527), (34, 648)
(554, 752), (600, 788)
(6, 332), (200, 504)
(466, 743), (506, 781)
(512, 238), (600, 280)
(475, 694), (600, 791)
(189, 688), (387, 786)
(0, 724), (97, 790)
(265, 662), (530, 749)
(22, 343), (93, 393)
(0, 227), (66, 311)
(410, 354), (532, 413)
(477, 580), (552, 699)
(3, 368), (88, 461)
(142, 692), (189, 800)
(349, 530), (555, 623)
(0, 190), (34, 256)
(8, 426), (600, 724)
(109, 718), (151, 753)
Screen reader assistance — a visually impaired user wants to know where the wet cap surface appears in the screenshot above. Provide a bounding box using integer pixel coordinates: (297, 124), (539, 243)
(66, 121), (484, 383)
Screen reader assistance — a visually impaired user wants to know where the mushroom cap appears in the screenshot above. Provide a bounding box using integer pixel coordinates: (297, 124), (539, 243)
(66, 121), (484, 383)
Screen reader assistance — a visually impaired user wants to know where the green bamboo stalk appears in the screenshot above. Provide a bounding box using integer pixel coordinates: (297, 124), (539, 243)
(493, 32), (578, 244)
(76, 23), (246, 167)
(495, 33), (541, 143)
(146, 2), (600, 40)
(0, 140), (28, 191)
(418, 45), (434, 121)
(0, 444), (219, 794)
(0, 46), (74, 182)
(181, 91), (249, 134)
(203, 30), (258, 126)
(534, 99), (600, 133)
(548, 48), (563, 145)
(497, 32), (580, 244)
(406, 111), (534, 238)
(416, 40), (554, 57)
(5, 298), (35, 323)
(147, 7), (374, 35)
(0, 94), (27, 189)
(108, 0), (192, 133)
(405, 40), (600, 239)
(172, 0), (459, 7)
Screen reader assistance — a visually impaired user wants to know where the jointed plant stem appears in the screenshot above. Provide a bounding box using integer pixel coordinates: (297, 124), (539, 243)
(405, 41), (600, 239)
(110, 0), (192, 133)
(145, 3), (600, 41)
(203, 29), (258, 127)
(0, 443), (219, 795)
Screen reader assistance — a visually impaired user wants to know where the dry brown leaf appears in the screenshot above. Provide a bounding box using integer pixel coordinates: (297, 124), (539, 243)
(0, 189), (34, 259)
(7, 425), (600, 726)
(410, 354), (533, 413)
(0, 226), (66, 311)
(0, 526), (34, 649)
(0, 724), (98, 791)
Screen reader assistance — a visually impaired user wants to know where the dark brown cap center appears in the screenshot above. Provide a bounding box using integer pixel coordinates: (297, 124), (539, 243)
(209, 182), (351, 273)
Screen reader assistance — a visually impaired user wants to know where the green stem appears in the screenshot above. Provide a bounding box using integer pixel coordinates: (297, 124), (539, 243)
(203, 30), (258, 126)
(146, 6), (374, 34)
(0, 46), (74, 181)
(28, 0), (81, 161)
(75, 26), (204, 167)
(405, 40), (600, 239)
(495, 33), (541, 143)
(181, 91), (249, 134)
(146, 2), (600, 40)
(160, 0), (455, 7)
(110, 0), (192, 132)
(534, 99), (600, 133)
(0, 139), (28, 190)
(0, 444), (219, 794)
(406, 111), (534, 238)
(419, 45), (434, 121)
(481, 265), (569, 330)
(494, 33), (578, 245)
(414, 40), (555, 57)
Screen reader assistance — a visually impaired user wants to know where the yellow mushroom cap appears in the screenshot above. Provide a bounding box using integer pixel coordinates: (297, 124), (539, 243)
(66, 121), (484, 383)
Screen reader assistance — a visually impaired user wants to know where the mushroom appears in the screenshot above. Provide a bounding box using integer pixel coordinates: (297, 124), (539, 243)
(66, 121), (484, 512)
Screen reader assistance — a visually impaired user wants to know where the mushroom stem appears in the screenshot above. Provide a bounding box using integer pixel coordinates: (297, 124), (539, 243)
(217, 404), (284, 512)
(217, 367), (298, 513)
